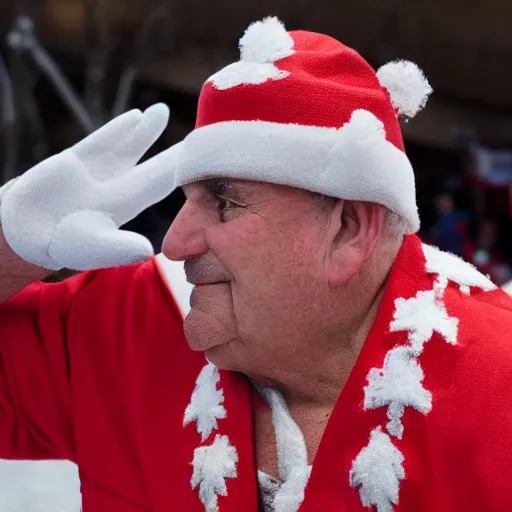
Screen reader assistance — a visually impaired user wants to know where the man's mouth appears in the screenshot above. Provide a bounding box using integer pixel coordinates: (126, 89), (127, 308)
(189, 282), (229, 307)
(187, 280), (229, 286)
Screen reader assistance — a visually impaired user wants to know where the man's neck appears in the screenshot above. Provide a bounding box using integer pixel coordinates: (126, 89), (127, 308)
(248, 269), (390, 411)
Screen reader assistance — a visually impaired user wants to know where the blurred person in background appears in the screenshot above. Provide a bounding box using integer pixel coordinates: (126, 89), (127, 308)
(428, 192), (469, 257)
(464, 219), (512, 285)
(2, 17), (512, 512)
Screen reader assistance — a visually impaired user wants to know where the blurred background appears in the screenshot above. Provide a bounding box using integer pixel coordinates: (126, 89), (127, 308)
(2, 0), (512, 284)
(1, 1), (512, 510)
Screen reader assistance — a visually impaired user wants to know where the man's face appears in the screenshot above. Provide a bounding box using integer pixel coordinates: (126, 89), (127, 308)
(162, 179), (335, 375)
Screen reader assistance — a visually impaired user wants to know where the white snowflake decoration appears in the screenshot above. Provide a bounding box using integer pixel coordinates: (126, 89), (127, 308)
(364, 346), (432, 439)
(207, 17), (294, 90)
(385, 402), (406, 440)
(354, 245), (463, 511)
(390, 289), (458, 353)
(350, 427), (405, 512)
(191, 434), (239, 512)
(184, 363), (227, 441)
(422, 243), (497, 294)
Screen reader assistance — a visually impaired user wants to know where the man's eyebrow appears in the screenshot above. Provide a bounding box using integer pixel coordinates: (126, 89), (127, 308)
(204, 179), (253, 199)
(204, 179), (232, 196)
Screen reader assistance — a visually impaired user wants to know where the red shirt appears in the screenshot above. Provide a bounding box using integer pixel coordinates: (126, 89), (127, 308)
(1, 236), (512, 511)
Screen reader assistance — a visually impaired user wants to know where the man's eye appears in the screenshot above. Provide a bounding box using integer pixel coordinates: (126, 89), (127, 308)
(210, 194), (248, 221)
(213, 195), (238, 221)
(217, 197), (231, 212)
(215, 195), (235, 212)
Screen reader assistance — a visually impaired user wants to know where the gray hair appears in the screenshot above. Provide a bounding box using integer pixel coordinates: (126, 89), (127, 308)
(310, 191), (408, 242)
(384, 209), (408, 240)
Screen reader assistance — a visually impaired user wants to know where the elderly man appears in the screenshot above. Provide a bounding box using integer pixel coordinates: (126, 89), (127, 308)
(1, 16), (512, 512)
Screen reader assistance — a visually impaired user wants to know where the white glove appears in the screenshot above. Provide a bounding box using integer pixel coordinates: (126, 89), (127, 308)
(0, 103), (179, 271)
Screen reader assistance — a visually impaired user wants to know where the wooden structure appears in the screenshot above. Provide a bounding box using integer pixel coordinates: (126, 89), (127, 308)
(2, 0), (512, 148)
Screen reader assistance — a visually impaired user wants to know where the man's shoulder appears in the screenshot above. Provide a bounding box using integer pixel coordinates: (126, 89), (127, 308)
(52, 255), (190, 336)
(436, 285), (512, 417)
(68, 254), (192, 319)
(66, 256), (200, 369)
(403, 240), (512, 401)
(448, 283), (512, 347)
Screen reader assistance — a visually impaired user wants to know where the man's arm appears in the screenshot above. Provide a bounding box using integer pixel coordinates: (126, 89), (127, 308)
(0, 253), (187, 464)
(0, 103), (182, 463)
(0, 228), (52, 303)
(0, 178), (51, 302)
(0, 266), (84, 462)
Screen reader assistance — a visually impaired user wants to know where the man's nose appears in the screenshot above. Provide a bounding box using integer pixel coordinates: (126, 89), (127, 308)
(162, 201), (209, 261)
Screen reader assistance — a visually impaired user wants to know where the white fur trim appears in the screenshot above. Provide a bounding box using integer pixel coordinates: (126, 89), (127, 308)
(350, 427), (405, 512)
(259, 387), (311, 512)
(274, 467), (312, 512)
(208, 61), (290, 90)
(207, 17), (294, 90)
(390, 289), (458, 353)
(259, 388), (308, 480)
(184, 363), (227, 442)
(503, 280), (512, 295)
(191, 434), (238, 512)
(377, 60), (432, 118)
(422, 243), (497, 294)
(434, 275), (449, 297)
(154, 253), (193, 318)
(0, 178), (19, 202)
(364, 346), (432, 439)
(175, 110), (419, 233)
(239, 17), (294, 63)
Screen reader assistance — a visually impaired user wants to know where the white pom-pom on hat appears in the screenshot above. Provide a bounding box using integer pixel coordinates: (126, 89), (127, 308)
(207, 16), (294, 90)
(239, 16), (295, 63)
(377, 60), (433, 118)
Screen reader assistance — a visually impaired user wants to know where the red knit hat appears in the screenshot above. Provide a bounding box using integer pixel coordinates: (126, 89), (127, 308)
(173, 17), (432, 233)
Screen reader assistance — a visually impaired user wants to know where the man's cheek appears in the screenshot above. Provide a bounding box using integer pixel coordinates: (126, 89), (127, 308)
(230, 286), (262, 336)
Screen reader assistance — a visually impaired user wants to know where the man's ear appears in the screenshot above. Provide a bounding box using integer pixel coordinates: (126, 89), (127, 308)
(327, 200), (386, 288)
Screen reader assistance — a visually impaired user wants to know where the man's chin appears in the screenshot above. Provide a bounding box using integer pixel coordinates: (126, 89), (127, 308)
(183, 312), (239, 372)
(183, 309), (233, 353)
(203, 344), (235, 370)
(184, 323), (236, 370)
(183, 282), (237, 353)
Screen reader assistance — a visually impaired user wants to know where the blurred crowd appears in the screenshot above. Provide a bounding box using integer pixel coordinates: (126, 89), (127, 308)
(416, 145), (512, 286)
(425, 193), (511, 285)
